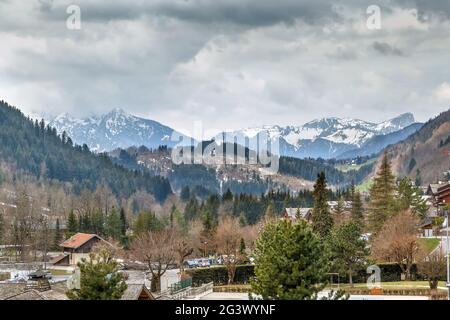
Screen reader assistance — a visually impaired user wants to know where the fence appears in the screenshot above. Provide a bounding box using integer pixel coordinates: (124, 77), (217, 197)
(168, 277), (192, 294)
(160, 281), (214, 300)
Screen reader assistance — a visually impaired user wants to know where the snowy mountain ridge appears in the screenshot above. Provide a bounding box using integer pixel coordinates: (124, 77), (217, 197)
(49, 108), (190, 152)
(219, 113), (419, 159)
(49, 110), (420, 159)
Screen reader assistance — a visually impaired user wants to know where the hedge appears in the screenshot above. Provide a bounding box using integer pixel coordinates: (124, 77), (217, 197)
(334, 263), (425, 284)
(187, 263), (435, 286)
(187, 265), (255, 286)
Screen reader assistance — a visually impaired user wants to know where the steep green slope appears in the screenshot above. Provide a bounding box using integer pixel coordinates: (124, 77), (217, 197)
(379, 108), (450, 184)
(0, 100), (172, 201)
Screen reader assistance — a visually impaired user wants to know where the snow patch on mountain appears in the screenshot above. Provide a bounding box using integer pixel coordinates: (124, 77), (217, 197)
(219, 113), (418, 159)
(49, 108), (192, 152)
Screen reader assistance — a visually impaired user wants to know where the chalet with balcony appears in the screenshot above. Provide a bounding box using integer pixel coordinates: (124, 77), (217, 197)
(52, 233), (111, 266)
(437, 183), (450, 207)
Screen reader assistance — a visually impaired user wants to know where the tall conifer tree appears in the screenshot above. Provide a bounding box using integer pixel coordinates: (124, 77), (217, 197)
(311, 172), (333, 238)
(367, 152), (396, 233)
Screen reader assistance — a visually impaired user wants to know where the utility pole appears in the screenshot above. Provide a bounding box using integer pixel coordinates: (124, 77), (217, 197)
(445, 204), (450, 300)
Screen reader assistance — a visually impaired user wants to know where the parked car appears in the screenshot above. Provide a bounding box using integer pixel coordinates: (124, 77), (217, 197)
(197, 258), (211, 268)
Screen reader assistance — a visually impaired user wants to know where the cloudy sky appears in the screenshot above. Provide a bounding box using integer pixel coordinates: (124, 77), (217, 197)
(0, 0), (449, 136)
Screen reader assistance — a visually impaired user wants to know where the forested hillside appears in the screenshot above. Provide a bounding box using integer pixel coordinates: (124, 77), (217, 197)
(0, 100), (172, 202)
(379, 108), (450, 185)
(278, 157), (373, 186)
(110, 141), (374, 197)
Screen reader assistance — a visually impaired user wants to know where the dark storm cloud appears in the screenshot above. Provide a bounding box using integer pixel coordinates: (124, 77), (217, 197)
(393, 0), (450, 20)
(0, 0), (449, 134)
(151, 0), (343, 27)
(372, 42), (405, 56)
(38, 0), (54, 12)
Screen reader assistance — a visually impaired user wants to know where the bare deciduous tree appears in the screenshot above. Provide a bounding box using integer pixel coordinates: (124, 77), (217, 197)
(371, 210), (420, 280)
(174, 235), (194, 274)
(127, 230), (176, 292)
(417, 248), (446, 291)
(214, 216), (243, 284)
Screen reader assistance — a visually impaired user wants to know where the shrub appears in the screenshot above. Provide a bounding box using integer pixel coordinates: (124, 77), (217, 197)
(187, 265), (255, 286)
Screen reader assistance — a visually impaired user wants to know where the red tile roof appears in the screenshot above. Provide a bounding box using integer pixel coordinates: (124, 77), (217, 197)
(60, 233), (99, 249)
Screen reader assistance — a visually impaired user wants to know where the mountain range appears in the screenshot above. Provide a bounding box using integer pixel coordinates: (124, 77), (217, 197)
(219, 113), (422, 159)
(49, 108), (191, 153)
(49, 109), (422, 159)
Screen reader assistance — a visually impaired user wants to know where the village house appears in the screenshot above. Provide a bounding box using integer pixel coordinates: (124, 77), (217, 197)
(52, 233), (111, 266)
(418, 217), (434, 238)
(437, 183), (450, 207)
(426, 182), (450, 208)
(282, 208), (312, 223)
(327, 200), (353, 212)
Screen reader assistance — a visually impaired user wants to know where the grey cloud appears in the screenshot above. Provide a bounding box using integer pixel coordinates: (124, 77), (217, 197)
(393, 0), (450, 20)
(35, 0), (362, 27)
(372, 42), (405, 56)
(0, 0), (449, 133)
(326, 46), (358, 61)
(38, 0), (54, 12)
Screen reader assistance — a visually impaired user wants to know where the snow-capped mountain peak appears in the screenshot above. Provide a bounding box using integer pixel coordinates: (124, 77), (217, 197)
(219, 113), (419, 159)
(375, 112), (415, 133)
(49, 109), (191, 152)
(48, 109), (419, 159)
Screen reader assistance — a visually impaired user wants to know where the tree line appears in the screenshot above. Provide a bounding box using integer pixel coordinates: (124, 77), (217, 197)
(0, 100), (172, 202)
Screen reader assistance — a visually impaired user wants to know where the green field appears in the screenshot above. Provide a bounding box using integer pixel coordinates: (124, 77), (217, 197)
(335, 158), (376, 173)
(50, 269), (73, 276)
(218, 281), (447, 292)
(418, 238), (440, 254)
(355, 179), (373, 192)
(327, 281), (447, 290)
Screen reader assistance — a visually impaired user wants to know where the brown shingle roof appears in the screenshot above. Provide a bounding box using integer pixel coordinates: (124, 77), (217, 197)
(0, 281), (70, 300)
(60, 233), (99, 249)
(50, 253), (69, 264)
(121, 284), (154, 300)
(5, 290), (47, 300)
(0, 283), (25, 300)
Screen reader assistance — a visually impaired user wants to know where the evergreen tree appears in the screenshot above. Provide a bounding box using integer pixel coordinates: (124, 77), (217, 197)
(238, 212), (247, 226)
(264, 203), (276, 221)
(169, 205), (176, 229)
(53, 218), (63, 250)
(335, 196), (345, 215)
(81, 213), (92, 233)
(329, 221), (368, 287)
(134, 211), (164, 234)
(367, 152), (396, 233)
(67, 248), (127, 300)
(180, 186), (190, 202)
(415, 169), (422, 187)
(119, 208), (127, 236)
(202, 208), (214, 234)
(311, 172), (333, 238)
(239, 237), (246, 255)
(295, 208), (301, 220)
(351, 192), (364, 227)
(106, 208), (122, 240)
(184, 198), (199, 221)
(0, 212), (4, 244)
(91, 210), (105, 236)
(222, 188), (233, 202)
(67, 210), (78, 236)
(119, 208), (128, 246)
(349, 181), (356, 201)
(396, 177), (428, 218)
(251, 220), (332, 300)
